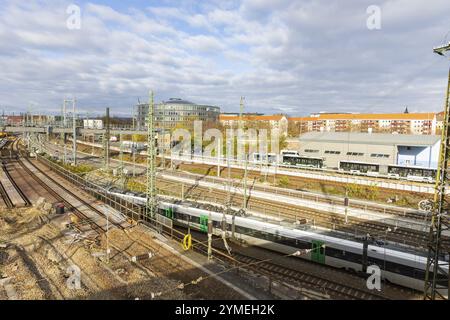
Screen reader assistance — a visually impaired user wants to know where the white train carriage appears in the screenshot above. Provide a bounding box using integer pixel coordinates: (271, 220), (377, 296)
(339, 160), (380, 174)
(251, 152), (278, 164)
(106, 191), (448, 296)
(280, 150), (300, 157)
(163, 203), (448, 295)
(282, 154), (324, 168)
(388, 164), (436, 183)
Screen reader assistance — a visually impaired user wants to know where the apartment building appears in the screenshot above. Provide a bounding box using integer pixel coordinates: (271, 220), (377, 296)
(219, 114), (288, 135)
(288, 112), (438, 135)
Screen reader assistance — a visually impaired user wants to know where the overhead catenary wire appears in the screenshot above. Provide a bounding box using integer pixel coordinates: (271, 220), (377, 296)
(149, 245), (315, 299)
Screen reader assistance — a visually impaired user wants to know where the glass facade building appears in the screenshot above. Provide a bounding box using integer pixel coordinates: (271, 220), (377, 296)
(136, 98), (220, 129)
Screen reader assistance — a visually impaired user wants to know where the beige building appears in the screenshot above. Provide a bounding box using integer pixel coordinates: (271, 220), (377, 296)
(219, 114), (288, 136)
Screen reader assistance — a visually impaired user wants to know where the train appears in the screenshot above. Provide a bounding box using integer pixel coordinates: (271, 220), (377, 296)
(251, 152), (278, 164)
(106, 190), (448, 296)
(120, 140), (147, 152)
(338, 160), (436, 183)
(253, 150), (437, 184)
(281, 150), (324, 168)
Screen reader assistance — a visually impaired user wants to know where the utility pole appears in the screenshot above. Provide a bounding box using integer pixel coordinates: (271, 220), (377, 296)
(72, 98), (77, 166)
(132, 105), (135, 130)
(344, 190), (349, 224)
(63, 99), (67, 127)
(146, 90), (157, 220)
(226, 139), (235, 238)
(132, 134), (136, 177)
(106, 208), (110, 264)
(104, 107), (110, 171)
(424, 42), (450, 300)
(28, 104), (33, 126)
(217, 137), (221, 178)
(240, 96), (248, 210)
(119, 139), (125, 190)
(91, 134), (95, 155)
(161, 102), (166, 169)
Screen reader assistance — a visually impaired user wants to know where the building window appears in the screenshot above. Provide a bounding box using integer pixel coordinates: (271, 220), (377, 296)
(325, 150), (341, 155)
(346, 152), (364, 156)
(305, 149), (319, 153)
(370, 153), (389, 158)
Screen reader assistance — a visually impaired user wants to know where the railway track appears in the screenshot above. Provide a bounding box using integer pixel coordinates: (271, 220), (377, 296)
(154, 178), (450, 251)
(27, 138), (421, 300)
(0, 180), (13, 208)
(37, 139), (446, 250)
(1, 161), (32, 207)
(230, 252), (387, 300)
(10, 139), (122, 235)
(176, 227), (398, 300)
(75, 138), (433, 190)
(163, 169), (427, 221)
(19, 159), (105, 235)
(44, 139), (429, 222)
(180, 163), (424, 215)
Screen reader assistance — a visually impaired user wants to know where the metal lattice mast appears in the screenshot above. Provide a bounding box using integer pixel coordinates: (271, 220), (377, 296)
(146, 90), (157, 220)
(63, 99), (67, 127)
(119, 138), (125, 190)
(161, 102), (166, 169)
(424, 43), (450, 300)
(240, 96), (248, 210)
(72, 98), (77, 166)
(104, 107), (110, 171)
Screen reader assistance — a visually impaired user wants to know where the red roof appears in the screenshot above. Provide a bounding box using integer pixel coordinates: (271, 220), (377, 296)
(219, 114), (285, 121)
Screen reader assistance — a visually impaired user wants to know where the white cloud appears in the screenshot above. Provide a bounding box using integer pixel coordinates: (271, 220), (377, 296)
(0, 0), (448, 116)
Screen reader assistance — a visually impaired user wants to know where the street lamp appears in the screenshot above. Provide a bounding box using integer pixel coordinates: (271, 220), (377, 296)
(433, 42), (450, 56)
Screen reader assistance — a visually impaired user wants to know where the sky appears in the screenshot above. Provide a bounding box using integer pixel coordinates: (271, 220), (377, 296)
(0, 0), (449, 116)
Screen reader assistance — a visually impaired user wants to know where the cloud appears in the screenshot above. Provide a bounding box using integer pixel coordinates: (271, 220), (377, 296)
(0, 0), (449, 117)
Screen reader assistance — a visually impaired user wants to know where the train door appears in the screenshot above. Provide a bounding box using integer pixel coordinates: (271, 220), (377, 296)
(199, 215), (208, 232)
(164, 207), (174, 219)
(311, 240), (326, 263)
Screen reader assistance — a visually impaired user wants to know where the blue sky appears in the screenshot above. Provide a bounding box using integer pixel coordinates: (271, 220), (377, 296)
(0, 0), (449, 116)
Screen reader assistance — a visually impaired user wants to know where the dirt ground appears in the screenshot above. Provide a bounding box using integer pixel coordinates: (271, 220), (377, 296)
(0, 201), (243, 300)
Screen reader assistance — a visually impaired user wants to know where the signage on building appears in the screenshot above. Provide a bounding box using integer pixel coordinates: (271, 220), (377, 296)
(83, 119), (103, 129)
